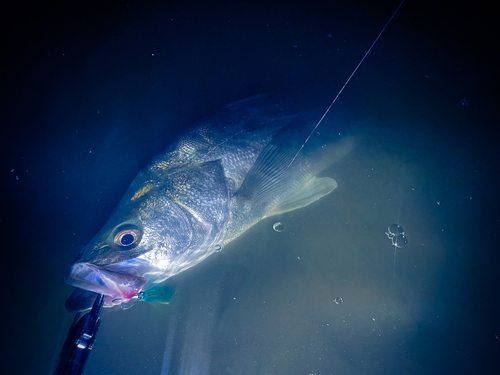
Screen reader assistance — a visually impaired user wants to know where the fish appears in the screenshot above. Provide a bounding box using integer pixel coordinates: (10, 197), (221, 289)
(65, 95), (354, 311)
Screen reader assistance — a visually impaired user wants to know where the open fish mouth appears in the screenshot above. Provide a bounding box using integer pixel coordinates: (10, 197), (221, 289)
(65, 262), (147, 303)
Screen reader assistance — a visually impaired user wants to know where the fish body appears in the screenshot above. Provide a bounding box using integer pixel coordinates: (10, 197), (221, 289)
(65, 96), (353, 310)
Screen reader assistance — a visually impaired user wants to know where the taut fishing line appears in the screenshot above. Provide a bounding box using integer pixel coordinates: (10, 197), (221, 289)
(288, 0), (406, 168)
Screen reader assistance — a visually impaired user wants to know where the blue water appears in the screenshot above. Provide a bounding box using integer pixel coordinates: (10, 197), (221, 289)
(2, 1), (499, 374)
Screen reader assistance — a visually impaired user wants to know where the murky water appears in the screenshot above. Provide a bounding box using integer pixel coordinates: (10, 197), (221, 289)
(3, 1), (498, 375)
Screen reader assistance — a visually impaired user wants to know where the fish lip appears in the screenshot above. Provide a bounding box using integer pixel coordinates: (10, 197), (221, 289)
(65, 262), (147, 302)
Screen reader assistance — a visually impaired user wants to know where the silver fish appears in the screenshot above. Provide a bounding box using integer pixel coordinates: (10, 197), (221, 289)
(65, 95), (353, 310)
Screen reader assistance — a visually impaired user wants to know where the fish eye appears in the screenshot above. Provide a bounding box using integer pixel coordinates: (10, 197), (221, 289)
(114, 227), (141, 247)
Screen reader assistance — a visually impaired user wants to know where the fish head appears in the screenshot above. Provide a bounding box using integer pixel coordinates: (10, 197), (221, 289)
(65, 160), (229, 309)
(65, 189), (192, 305)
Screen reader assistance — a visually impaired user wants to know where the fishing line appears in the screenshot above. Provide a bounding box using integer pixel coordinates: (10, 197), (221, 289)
(288, 0), (406, 168)
(393, 243), (397, 292)
(393, 207), (404, 292)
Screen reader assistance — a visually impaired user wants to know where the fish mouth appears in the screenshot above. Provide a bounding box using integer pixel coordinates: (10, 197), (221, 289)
(65, 262), (147, 303)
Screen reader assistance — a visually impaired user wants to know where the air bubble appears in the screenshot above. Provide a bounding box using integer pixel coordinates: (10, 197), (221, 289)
(385, 224), (408, 248)
(273, 222), (285, 232)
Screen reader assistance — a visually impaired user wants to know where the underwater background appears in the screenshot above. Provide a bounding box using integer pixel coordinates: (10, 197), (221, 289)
(1, 0), (499, 374)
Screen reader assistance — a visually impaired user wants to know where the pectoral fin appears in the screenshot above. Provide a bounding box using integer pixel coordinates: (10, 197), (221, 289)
(265, 176), (337, 217)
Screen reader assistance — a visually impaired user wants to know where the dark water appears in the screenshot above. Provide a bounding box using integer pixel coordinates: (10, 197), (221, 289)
(2, 1), (499, 374)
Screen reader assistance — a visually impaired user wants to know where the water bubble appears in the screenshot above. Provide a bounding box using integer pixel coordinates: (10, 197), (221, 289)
(214, 244), (222, 252)
(385, 224), (408, 248)
(334, 297), (343, 304)
(273, 222), (285, 232)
